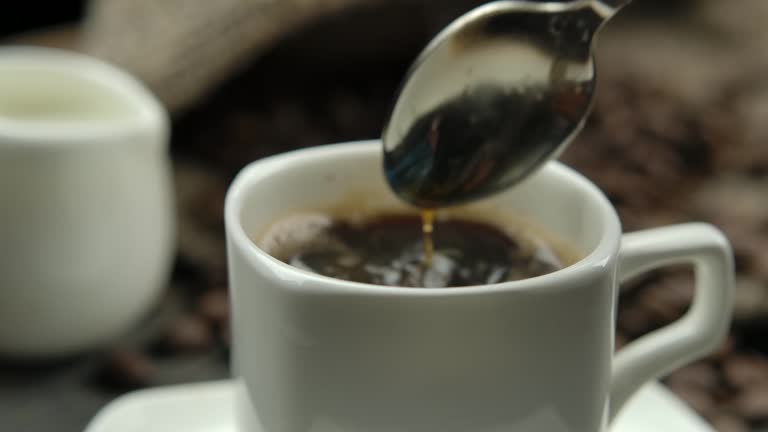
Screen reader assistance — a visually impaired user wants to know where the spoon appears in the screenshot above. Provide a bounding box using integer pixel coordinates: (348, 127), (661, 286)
(382, 0), (632, 208)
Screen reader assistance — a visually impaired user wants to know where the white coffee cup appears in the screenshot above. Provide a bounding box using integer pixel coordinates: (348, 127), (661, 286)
(0, 47), (175, 357)
(225, 141), (733, 432)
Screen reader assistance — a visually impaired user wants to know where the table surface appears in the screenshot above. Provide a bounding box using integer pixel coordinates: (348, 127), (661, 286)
(0, 288), (230, 432)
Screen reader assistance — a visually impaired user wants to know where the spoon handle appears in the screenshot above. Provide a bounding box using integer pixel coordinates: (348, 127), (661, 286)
(595, 0), (632, 7)
(592, 0), (632, 19)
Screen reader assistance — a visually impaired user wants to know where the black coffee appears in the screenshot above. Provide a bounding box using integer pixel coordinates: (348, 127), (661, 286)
(258, 212), (574, 288)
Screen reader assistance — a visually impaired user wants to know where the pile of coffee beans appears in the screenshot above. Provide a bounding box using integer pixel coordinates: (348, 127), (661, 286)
(563, 78), (768, 432)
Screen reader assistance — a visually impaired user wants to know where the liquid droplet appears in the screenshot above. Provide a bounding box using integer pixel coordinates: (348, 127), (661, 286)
(421, 208), (435, 267)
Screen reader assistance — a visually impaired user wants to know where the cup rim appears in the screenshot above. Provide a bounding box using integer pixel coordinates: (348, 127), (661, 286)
(0, 45), (166, 147)
(225, 141), (622, 296)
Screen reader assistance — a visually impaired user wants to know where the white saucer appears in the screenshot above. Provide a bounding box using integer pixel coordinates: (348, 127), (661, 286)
(84, 380), (713, 432)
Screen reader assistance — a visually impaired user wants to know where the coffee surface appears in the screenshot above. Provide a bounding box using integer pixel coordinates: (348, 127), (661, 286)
(259, 212), (571, 288)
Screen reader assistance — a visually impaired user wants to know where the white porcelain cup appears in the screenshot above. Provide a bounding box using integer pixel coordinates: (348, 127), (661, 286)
(0, 47), (175, 357)
(225, 141), (733, 432)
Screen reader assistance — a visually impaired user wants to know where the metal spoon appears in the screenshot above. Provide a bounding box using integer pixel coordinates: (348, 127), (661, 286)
(382, 0), (631, 208)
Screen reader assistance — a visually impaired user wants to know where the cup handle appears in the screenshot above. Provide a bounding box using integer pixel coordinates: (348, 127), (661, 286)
(608, 223), (734, 421)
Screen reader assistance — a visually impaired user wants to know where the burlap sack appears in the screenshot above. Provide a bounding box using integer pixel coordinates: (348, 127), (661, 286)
(70, 0), (768, 112)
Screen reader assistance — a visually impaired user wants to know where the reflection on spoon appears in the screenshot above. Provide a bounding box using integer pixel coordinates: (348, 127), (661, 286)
(383, 0), (632, 207)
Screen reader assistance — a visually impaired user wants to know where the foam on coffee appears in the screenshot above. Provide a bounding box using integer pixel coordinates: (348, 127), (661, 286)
(256, 209), (581, 288)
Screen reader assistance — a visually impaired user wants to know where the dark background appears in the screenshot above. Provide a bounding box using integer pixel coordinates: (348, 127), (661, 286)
(0, 2), (85, 38)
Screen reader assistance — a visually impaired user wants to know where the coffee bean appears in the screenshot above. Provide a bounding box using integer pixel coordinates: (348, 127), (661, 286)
(736, 237), (768, 277)
(164, 315), (214, 352)
(200, 190), (226, 230)
(715, 219), (768, 276)
(618, 306), (656, 337)
(733, 277), (768, 322)
(724, 354), (768, 390)
(707, 335), (736, 363)
(177, 218), (227, 280)
(690, 177), (768, 229)
(615, 332), (628, 351)
(666, 380), (717, 417)
(638, 297), (681, 325)
(619, 270), (662, 295)
(635, 277), (693, 324)
(730, 385), (768, 421)
(627, 274), (696, 335)
(174, 160), (228, 230)
(755, 248), (768, 281)
(654, 274), (696, 308)
(667, 362), (720, 392)
(707, 412), (750, 432)
(636, 209), (689, 230)
(197, 289), (230, 325)
(95, 350), (155, 390)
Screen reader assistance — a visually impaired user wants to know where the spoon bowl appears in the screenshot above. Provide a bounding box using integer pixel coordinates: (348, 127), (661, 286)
(383, 0), (630, 207)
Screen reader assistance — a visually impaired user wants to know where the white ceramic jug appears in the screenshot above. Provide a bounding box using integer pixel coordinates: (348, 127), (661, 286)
(0, 47), (175, 357)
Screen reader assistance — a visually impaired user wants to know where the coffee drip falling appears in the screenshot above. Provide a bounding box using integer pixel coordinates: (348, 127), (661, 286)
(420, 209), (435, 266)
